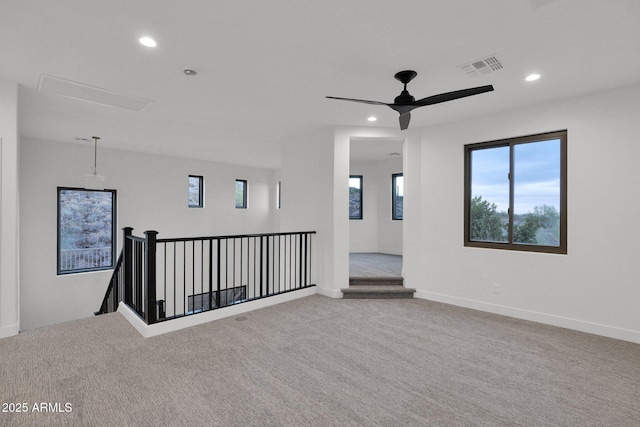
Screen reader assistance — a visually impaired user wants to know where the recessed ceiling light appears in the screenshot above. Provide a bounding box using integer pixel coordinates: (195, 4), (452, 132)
(367, 116), (377, 122)
(139, 36), (157, 48)
(525, 73), (541, 82)
(183, 68), (198, 76)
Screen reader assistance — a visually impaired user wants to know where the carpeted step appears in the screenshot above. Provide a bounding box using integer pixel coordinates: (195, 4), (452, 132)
(349, 276), (404, 287)
(342, 284), (415, 299)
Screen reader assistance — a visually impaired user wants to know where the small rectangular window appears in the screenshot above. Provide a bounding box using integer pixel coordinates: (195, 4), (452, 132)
(392, 173), (404, 220)
(276, 181), (282, 209)
(349, 175), (363, 220)
(464, 130), (567, 254)
(57, 187), (116, 275)
(188, 175), (203, 208)
(235, 179), (247, 209)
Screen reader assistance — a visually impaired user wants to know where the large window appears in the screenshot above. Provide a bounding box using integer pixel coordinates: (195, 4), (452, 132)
(235, 179), (247, 208)
(188, 175), (203, 208)
(392, 173), (404, 220)
(349, 175), (363, 219)
(57, 188), (117, 274)
(464, 130), (567, 254)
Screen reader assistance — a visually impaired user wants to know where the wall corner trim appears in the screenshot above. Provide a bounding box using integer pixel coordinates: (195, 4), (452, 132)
(0, 323), (20, 339)
(316, 287), (343, 299)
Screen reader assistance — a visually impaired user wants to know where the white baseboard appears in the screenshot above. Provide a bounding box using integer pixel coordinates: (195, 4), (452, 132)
(316, 287), (343, 299)
(349, 249), (403, 256)
(0, 322), (19, 339)
(349, 248), (377, 254)
(119, 287), (317, 338)
(377, 248), (402, 256)
(415, 291), (640, 344)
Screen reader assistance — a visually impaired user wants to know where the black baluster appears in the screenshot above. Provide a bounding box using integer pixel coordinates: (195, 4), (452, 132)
(123, 227), (133, 307)
(144, 230), (158, 324)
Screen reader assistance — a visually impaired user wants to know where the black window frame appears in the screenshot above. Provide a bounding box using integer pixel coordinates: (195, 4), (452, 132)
(464, 130), (567, 254)
(235, 179), (248, 209)
(276, 180), (282, 209)
(392, 173), (403, 220)
(57, 187), (117, 275)
(349, 175), (363, 220)
(188, 175), (204, 208)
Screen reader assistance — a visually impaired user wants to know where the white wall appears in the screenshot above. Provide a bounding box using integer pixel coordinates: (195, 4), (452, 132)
(277, 128), (344, 297)
(402, 130), (423, 295)
(349, 157), (403, 254)
(349, 160), (378, 253)
(0, 80), (20, 338)
(376, 157), (403, 254)
(19, 138), (276, 330)
(413, 83), (640, 343)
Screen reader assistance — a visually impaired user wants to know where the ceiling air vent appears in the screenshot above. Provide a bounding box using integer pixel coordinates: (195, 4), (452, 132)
(37, 74), (153, 112)
(459, 55), (504, 78)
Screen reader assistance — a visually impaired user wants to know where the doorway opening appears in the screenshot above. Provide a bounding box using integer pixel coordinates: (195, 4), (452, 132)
(348, 137), (404, 279)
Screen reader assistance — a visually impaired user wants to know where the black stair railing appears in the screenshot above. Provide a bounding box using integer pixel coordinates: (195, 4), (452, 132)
(96, 227), (316, 325)
(94, 250), (124, 315)
(94, 227), (136, 317)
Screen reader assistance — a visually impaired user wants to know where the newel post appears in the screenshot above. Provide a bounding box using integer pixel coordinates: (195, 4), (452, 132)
(123, 227), (133, 307)
(144, 230), (158, 324)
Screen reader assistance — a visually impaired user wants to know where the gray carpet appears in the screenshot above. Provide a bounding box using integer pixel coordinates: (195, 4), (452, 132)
(1, 295), (639, 426)
(349, 253), (402, 277)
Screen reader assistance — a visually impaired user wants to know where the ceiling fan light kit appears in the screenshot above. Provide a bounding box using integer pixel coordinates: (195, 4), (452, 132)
(327, 70), (494, 130)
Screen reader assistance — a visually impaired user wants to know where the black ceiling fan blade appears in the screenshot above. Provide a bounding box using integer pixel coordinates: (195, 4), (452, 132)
(399, 112), (411, 130)
(414, 85), (494, 107)
(326, 96), (389, 106)
(328, 72), (494, 131)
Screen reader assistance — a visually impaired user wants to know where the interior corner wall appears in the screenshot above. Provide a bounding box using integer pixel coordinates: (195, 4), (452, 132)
(401, 130), (423, 292)
(414, 83), (640, 343)
(0, 79), (19, 338)
(277, 128), (345, 298)
(376, 157), (403, 254)
(19, 138), (276, 330)
(349, 160), (379, 253)
(349, 157), (403, 254)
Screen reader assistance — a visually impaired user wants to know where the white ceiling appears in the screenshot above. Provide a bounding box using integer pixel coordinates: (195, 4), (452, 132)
(350, 138), (404, 163)
(2, 0), (640, 168)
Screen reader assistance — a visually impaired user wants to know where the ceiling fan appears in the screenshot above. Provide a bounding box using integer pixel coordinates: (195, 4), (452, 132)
(326, 70), (494, 130)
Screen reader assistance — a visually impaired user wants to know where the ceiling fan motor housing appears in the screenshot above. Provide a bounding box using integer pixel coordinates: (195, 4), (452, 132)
(395, 90), (415, 104)
(394, 70), (418, 104)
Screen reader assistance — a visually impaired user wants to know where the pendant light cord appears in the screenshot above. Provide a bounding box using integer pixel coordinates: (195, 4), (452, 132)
(92, 136), (100, 176)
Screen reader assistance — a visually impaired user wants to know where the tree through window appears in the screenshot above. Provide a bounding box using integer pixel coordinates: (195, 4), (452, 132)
(349, 175), (363, 219)
(188, 175), (203, 208)
(57, 188), (116, 274)
(392, 173), (403, 220)
(464, 130), (567, 254)
(235, 179), (247, 208)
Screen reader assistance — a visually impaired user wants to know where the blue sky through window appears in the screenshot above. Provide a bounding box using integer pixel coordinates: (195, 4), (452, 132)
(471, 146), (509, 212)
(471, 139), (560, 214)
(514, 139), (560, 215)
